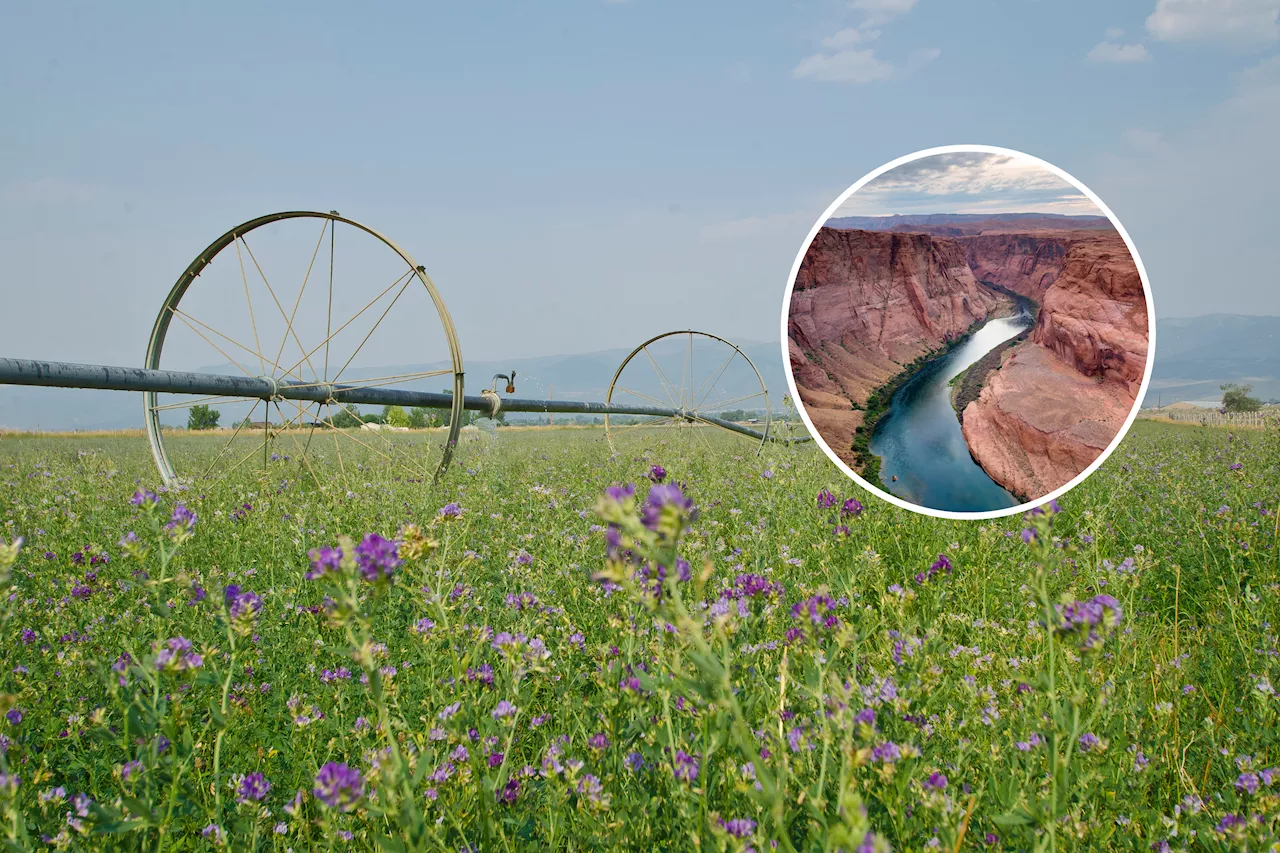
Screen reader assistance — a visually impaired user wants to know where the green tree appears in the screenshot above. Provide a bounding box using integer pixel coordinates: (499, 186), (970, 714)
(407, 406), (434, 428)
(187, 404), (220, 430)
(331, 408), (363, 429)
(1221, 383), (1262, 413)
(383, 405), (410, 427)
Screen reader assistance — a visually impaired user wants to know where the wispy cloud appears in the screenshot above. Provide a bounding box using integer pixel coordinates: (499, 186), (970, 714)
(1146, 0), (1280, 46)
(794, 48), (893, 83)
(1087, 41), (1152, 62)
(793, 0), (934, 84)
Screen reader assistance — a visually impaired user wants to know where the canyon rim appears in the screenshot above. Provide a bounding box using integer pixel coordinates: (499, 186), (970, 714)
(783, 147), (1153, 515)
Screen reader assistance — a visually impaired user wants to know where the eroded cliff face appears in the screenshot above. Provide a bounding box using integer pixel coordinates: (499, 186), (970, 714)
(961, 235), (1147, 499)
(788, 228), (1003, 465)
(957, 234), (1074, 301)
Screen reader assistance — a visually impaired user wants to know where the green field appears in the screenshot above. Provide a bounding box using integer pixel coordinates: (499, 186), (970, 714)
(0, 420), (1276, 851)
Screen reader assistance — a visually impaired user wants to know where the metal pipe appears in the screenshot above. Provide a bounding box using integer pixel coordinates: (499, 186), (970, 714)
(0, 357), (805, 442)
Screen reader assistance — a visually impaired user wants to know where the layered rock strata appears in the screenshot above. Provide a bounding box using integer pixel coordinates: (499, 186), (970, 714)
(788, 228), (1003, 468)
(960, 234), (1147, 498)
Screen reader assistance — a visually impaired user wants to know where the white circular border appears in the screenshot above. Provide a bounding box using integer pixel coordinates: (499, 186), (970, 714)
(779, 144), (1157, 521)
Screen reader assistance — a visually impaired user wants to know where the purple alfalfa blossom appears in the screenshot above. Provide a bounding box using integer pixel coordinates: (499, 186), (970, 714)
(165, 504), (197, 533)
(588, 732), (610, 750)
(673, 750), (700, 783)
(412, 618), (435, 636)
(313, 762), (363, 811)
(20, 628), (36, 645)
(728, 573), (785, 600)
(1236, 772), (1261, 795)
(1056, 594), (1123, 652)
(437, 502), (463, 518)
(624, 751), (647, 773)
(640, 482), (697, 532)
(236, 772), (271, 804)
(924, 772), (948, 791)
(187, 584), (206, 606)
(492, 700), (518, 721)
(497, 777), (520, 804)
(605, 484), (636, 503)
(229, 591), (262, 622)
(817, 489), (837, 509)
(202, 824), (225, 844)
(121, 760), (142, 782)
(870, 741), (901, 764)
(4, 709), (20, 726)
(305, 546), (342, 580)
(648, 464), (666, 483)
(718, 817), (757, 839)
(841, 497), (863, 518)
(223, 584), (241, 606)
(155, 637), (202, 672)
(761, 468), (774, 480)
(1078, 732), (1103, 753)
(130, 489), (159, 507)
(1230, 462), (1243, 471)
(791, 593), (839, 631)
(1215, 814), (1247, 840)
(354, 533), (401, 583)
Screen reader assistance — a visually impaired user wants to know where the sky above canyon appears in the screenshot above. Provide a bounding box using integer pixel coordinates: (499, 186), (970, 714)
(2, 0), (1279, 368)
(830, 152), (1101, 217)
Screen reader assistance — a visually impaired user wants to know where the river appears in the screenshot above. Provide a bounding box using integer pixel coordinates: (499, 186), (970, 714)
(869, 308), (1034, 512)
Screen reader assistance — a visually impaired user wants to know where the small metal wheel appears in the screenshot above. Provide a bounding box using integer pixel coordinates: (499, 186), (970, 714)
(142, 211), (465, 486)
(605, 330), (770, 456)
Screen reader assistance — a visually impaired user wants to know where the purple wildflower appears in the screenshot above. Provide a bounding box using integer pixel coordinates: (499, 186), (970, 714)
(313, 762), (364, 811)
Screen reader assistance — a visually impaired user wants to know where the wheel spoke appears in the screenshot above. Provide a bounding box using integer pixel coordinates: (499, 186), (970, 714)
(199, 399), (262, 480)
(641, 346), (682, 410)
(233, 237), (268, 375)
(270, 218), (330, 378)
(330, 273), (415, 385)
(325, 220), (336, 381)
(698, 390), (765, 415)
(690, 350), (738, 411)
(276, 268), (415, 383)
(685, 332), (693, 410)
(272, 399), (325, 490)
(168, 307), (308, 384)
(150, 393), (260, 413)
(611, 386), (672, 410)
(239, 236), (322, 384)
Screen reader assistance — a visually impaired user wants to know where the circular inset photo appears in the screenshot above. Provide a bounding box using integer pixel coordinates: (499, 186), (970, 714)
(782, 145), (1154, 519)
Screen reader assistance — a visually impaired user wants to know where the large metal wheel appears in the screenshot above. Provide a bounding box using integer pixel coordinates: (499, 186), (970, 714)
(143, 211), (464, 486)
(605, 330), (770, 455)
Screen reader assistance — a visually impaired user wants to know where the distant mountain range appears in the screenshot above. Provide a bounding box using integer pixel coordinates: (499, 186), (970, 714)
(1146, 314), (1280, 406)
(0, 340), (794, 431)
(826, 212), (1114, 236)
(4, 314), (1278, 430)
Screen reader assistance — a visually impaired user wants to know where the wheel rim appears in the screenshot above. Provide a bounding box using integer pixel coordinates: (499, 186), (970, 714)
(142, 211), (465, 486)
(605, 330), (770, 456)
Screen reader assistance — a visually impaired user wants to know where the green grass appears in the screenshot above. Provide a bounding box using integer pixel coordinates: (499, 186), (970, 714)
(0, 420), (1276, 850)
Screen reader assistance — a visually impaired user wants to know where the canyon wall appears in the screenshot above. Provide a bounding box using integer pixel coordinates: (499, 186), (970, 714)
(788, 228), (1003, 466)
(961, 234), (1147, 499)
(957, 233), (1075, 301)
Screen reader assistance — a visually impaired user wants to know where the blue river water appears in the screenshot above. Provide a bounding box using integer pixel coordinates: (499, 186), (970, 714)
(869, 312), (1033, 512)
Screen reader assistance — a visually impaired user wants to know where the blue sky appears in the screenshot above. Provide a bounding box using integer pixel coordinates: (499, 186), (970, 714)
(2, 0), (1279, 368)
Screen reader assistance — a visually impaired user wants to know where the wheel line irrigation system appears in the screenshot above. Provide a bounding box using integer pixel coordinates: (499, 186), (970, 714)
(0, 211), (808, 485)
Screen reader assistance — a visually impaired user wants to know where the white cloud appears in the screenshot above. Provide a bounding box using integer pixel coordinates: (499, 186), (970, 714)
(1146, 0), (1280, 45)
(1106, 26), (1127, 38)
(793, 47), (894, 83)
(1123, 127), (1165, 150)
(907, 46), (942, 66)
(830, 153), (1094, 216)
(1087, 41), (1153, 62)
(823, 26), (880, 47)
(797, 0), (926, 85)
